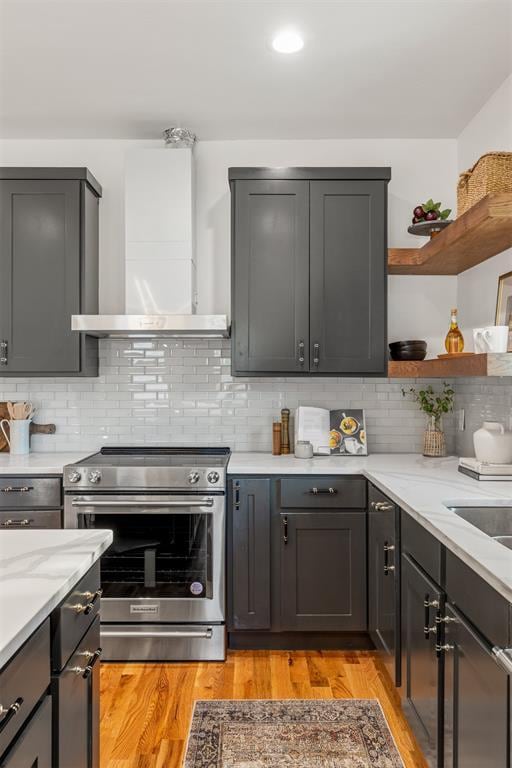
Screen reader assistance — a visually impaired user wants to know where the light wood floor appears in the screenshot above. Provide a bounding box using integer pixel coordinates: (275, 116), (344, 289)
(100, 650), (427, 768)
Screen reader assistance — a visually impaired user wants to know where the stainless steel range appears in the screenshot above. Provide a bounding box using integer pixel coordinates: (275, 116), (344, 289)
(63, 447), (230, 662)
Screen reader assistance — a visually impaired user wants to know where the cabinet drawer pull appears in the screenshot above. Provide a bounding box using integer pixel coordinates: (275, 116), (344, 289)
(436, 643), (454, 656)
(69, 588), (102, 615)
(297, 340), (305, 365)
(0, 697), (23, 733)
(309, 487), (337, 495)
(424, 595), (439, 639)
(1, 486), (33, 493)
(1, 518), (33, 527)
(313, 343), (320, 367)
(283, 515), (288, 545)
(0, 340), (7, 366)
(71, 647), (102, 678)
(372, 501), (393, 511)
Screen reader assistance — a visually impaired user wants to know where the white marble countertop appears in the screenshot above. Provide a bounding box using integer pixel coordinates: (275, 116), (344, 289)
(0, 529), (112, 669)
(228, 453), (512, 603)
(0, 452), (90, 475)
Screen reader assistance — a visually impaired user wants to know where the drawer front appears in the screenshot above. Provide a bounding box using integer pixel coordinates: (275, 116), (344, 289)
(401, 510), (442, 584)
(0, 478), (61, 509)
(52, 617), (101, 768)
(445, 550), (510, 647)
(278, 476), (366, 509)
(0, 510), (61, 529)
(0, 620), (50, 758)
(0, 696), (52, 768)
(51, 562), (101, 671)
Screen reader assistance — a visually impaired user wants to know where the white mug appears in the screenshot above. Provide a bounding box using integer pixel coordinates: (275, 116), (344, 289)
(0, 419), (31, 455)
(474, 325), (509, 353)
(472, 328), (485, 353)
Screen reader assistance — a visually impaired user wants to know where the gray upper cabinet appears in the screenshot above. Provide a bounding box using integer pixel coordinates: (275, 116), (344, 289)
(310, 181), (387, 373)
(229, 167), (390, 376)
(231, 179), (309, 373)
(0, 168), (101, 376)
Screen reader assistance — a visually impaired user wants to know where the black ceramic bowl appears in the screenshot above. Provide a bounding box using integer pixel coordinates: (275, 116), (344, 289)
(389, 340), (427, 361)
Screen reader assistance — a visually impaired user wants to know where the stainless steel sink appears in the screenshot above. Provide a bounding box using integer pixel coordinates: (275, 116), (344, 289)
(446, 506), (512, 550)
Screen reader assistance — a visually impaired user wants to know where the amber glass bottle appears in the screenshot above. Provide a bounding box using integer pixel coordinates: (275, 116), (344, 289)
(445, 308), (464, 354)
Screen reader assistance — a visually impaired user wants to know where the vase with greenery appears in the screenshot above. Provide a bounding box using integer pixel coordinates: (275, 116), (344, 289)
(402, 382), (454, 457)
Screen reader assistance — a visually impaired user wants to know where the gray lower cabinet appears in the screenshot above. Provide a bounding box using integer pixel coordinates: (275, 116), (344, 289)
(368, 486), (400, 686)
(443, 603), (509, 768)
(52, 617), (101, 768)
(401, 552), (444, 768)
(0, 697), (52, 768)
(0, 168), (101, 376)
(228, 475), (367, 644)
(0, 476), (62, 530)
(280, 510), (367, 631)
(229, 167), (390, 376)
(0, 563), (101, 768)
(229, 478), (271, 630)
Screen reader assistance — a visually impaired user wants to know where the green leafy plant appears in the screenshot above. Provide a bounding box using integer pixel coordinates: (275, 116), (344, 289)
(402, 382), (455, 424)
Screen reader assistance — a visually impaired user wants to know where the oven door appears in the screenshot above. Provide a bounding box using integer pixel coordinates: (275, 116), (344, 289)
(64, 494), (225, 623)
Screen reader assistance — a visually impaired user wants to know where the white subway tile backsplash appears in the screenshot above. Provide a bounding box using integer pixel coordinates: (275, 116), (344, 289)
(0, 339), (461, 454)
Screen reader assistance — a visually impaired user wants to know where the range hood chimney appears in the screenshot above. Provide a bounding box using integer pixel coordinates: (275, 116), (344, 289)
(72, 128), (229, 338)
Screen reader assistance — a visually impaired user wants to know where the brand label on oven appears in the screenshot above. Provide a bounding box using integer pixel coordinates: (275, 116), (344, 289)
(190, 582), (204, 596)
(130, 604), (159, 615)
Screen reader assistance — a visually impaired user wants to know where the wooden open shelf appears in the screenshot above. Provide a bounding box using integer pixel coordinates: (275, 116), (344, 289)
(388, 353), (512, 378)
(388, 193), (512, 275)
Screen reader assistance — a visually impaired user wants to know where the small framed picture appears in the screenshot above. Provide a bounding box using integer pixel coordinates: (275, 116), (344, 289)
(495, 270), (512, 327)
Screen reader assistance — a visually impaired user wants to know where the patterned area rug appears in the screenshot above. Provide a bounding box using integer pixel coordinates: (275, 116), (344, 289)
(183, 700), (404, 767)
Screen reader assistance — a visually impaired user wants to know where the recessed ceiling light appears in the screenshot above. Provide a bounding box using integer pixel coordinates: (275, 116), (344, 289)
(271, 28), (304, 54)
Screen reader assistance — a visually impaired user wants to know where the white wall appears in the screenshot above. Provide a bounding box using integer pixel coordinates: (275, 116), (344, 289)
(0, 137), (457, 356)
(456, 74), (512, 343)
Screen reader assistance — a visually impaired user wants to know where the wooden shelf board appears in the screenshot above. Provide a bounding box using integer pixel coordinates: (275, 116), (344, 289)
(388, 193), (512, 275)
(388, 353), (512, 378)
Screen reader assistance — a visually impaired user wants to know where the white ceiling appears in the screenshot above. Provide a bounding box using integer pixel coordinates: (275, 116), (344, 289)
(0, 0), (511, 140)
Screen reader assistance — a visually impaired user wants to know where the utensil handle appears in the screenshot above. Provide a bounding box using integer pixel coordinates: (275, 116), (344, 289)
(0, 420), (10, 447)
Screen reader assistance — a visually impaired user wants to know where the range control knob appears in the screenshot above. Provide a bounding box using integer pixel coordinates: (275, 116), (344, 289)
(88, 471), (102, 484)
(188, 471), (201, 485)
(207, 471), (220, 484)
(68, 470), (81, 484)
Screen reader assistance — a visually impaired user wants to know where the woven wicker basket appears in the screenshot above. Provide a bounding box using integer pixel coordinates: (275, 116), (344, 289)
(423, 425), (446, 458)
(457, 151), (512, 216)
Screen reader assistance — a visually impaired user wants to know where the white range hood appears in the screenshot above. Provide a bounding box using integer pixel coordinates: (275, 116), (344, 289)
(72, 130), (229, 338)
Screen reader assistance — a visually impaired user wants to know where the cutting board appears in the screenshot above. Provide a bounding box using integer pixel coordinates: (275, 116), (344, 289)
(0, 402), (56, 452)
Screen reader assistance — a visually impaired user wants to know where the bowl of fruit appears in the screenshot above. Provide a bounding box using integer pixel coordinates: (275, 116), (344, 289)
(408, 199), (452, 238)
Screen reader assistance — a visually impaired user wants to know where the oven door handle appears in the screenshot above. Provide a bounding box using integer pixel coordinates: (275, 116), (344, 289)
(101, 628), (213, 639)
(71, 499), (214, 509)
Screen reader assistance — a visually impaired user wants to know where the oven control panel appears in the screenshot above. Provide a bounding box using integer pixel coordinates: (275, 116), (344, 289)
(64, 464), (226, 491)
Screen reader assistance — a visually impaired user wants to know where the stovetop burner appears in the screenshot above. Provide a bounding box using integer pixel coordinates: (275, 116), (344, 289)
(78, 446), (230, 468)
(63, 446), (231, 491)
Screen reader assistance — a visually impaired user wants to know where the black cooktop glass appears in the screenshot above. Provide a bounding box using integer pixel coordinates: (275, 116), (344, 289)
(78, 447), (230, 468)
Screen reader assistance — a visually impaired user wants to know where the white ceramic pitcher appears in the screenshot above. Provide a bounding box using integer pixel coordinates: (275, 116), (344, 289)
(0, 419), (31, 455)
(473, 421), (512, 464)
